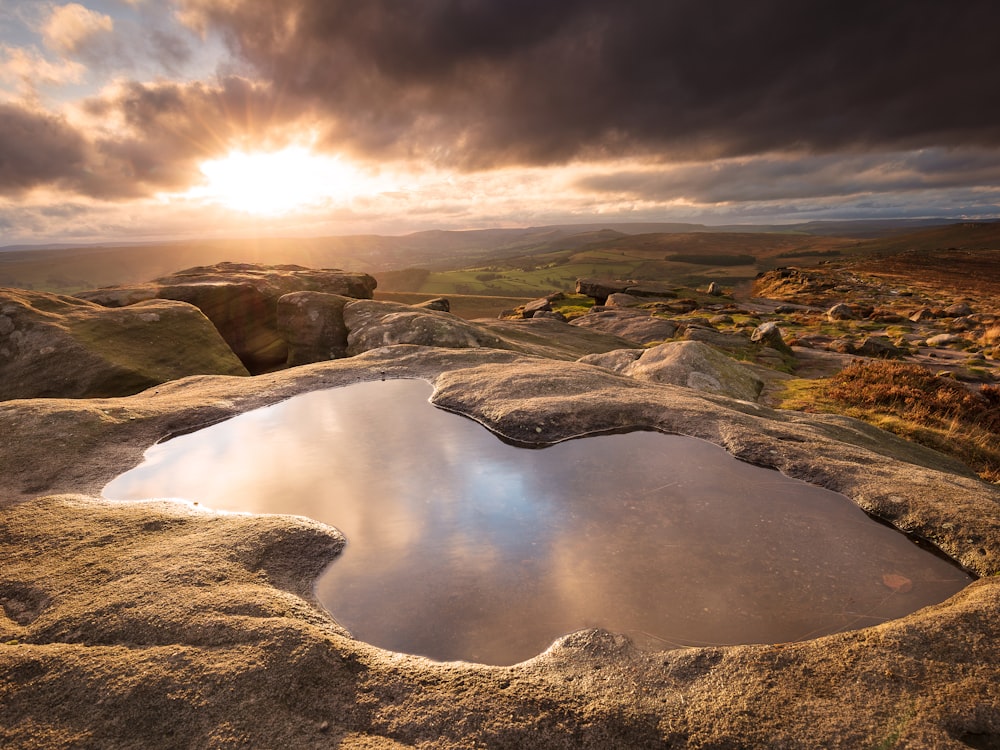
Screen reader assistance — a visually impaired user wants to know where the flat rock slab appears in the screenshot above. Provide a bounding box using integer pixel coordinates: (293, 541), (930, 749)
(0, 288), (248, 400)
(1, 347), (998, 748)
(570, 309), (679, 344)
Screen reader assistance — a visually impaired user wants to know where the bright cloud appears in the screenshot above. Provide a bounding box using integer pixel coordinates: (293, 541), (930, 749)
(42, 3), (114, 57)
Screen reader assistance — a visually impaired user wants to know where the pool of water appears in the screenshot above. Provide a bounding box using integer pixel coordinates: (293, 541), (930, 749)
(103, 379), (972, 665)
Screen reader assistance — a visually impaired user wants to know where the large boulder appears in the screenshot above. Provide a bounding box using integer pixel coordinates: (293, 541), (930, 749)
(579, 340), (765, 401)
(344, 300), (506, 355)
(570, 309), (679, 345)
(276, 292), (352, 366)
(575, 278), (678, 304)
(77, 263), (377, 372)
(0, 288), (248, 400)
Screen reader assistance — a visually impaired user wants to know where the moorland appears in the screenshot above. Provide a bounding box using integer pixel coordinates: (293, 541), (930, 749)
(1, 219), (998, 748)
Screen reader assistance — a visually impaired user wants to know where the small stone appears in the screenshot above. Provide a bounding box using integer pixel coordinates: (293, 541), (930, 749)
(750, 322), (789, 352)
(522, 298), (552, 318)
(926, 333), (965, 348)
(827, 303), (855, 321)
(415, 297), (450, 312)
(909, 308), (937, 323)
(945, 302), (973, 317)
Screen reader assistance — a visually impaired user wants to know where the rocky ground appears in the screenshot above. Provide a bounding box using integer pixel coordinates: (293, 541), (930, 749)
(1, 254), (998, 748)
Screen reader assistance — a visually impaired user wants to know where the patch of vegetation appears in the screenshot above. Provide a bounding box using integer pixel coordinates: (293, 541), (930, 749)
(549, 294), (594, 320)
(824, 361), (1000, 482)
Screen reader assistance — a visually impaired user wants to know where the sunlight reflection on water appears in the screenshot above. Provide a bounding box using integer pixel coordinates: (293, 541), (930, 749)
(103, 379), (972, 665)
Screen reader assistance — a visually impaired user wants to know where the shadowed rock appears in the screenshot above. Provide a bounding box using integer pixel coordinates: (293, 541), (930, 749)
(576, 278), (678, 305)
(77, 263), (377, 373)
(276, 291), (352, 366)
(0, 288), (248, 400)
(750, 321), (792, 353)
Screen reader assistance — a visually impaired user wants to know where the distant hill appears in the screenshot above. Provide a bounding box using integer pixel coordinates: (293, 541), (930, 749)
(1, 219), (995, 296)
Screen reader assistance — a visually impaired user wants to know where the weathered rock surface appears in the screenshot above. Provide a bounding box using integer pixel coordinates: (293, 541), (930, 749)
(344, 299), (508, 355)
(0, 288), (248, 400)
(570, 309), (679, 344)
(683, 325), (754, 352)
(344, 300), (636, 360)
(276, 291), (352, 366)
(77, 262), (377, 372)
(1, 347), (997, 748)
(580, 340), (765, 401)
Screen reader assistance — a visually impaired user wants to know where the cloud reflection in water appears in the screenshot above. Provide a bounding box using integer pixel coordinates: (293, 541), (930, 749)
(104, 379), (972, 665)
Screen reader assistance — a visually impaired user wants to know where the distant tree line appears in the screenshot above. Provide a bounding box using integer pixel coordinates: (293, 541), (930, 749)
(665, 253), (757, 266)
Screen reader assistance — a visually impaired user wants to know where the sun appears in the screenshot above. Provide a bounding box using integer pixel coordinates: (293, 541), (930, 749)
(192, 146), (364, 215)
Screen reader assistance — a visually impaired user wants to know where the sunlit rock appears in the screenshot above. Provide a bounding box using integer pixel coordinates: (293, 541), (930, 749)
(579, 340), (764, 401)
(0, 288), (248, 400)
(77, 262), (377, 372)
(570, 309), (678, 344)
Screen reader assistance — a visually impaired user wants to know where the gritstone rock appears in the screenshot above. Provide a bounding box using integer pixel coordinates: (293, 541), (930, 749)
(77, 262), (377, 373)
(0, 288), (248, 400)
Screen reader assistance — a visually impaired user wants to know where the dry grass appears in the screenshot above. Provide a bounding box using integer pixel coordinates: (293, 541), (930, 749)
(825, 361), (1000, 482)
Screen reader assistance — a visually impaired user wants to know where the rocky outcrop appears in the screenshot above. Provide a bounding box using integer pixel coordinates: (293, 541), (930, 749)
(344, 299), (507, 355)
(1, 347), (996, 749)
(0, 288), (248, 400)
(579, 340), (765, 401)
(276, 291), (352, 366)
(570, 309), (679, 344)
(77, 262), (377, 372)
(575, 278), (677, 304)
(343, 299), (637, 360)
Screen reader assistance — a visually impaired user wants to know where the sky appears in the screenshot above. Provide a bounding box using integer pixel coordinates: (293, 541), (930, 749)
(2, 0), (1000, 245)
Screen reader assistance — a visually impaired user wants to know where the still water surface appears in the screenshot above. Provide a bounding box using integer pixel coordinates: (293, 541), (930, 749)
(104, 379), (972, 665)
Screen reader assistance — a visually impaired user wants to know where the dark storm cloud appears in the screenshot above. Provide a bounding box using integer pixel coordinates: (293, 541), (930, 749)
(575, 149), (1000, 204)
(180, 0), (1000, 167)
(0, 104), (89, 195)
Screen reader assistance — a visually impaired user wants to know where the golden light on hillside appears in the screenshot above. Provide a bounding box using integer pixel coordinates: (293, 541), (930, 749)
(189, 146), (369, 215)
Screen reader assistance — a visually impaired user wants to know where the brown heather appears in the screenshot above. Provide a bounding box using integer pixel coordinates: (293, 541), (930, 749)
(826, 360), (1000, 482)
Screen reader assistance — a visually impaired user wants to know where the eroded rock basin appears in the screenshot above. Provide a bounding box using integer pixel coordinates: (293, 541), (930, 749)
(103, 378), (972, 665)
